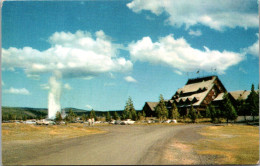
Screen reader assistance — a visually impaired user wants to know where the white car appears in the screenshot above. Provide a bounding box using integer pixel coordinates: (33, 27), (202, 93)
(121, 119), (135, 125)
(163, 120), (172, 123)
(109, 120), (116, 124)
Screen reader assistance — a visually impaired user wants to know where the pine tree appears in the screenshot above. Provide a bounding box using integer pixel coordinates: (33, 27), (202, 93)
(246, 84), (259, 122)
(137, 112), (142, 120)
(90, 109), (96, 120)
(223, 92), (237, 123)
(206, 104), (217, 123)
(189, 104), (197, 123)
(169, 102), (179, 120)
(81, 114), (87, 122)
(68, 109), (76, 122)
(155, 94), (168, 121)
(113, 112), (119, 120)
(237, 97), (249, 122)
(122, 99), (130, 120)
(122, 97), (137, 120)
(128, 97), (137, 120)
(55, 111), (62, 125)
(106, 112), (111, 122)
(215, 109), (222, 123)
(142, 110), (146, 118)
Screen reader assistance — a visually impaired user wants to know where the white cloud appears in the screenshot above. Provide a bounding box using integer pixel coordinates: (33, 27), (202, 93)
(2, 30), (133, 79)
(40, 83), (50, 90)
(244, 33), (259, 57)
(128, 34), (245, 74)
(174, 70), (183, 75)
(127, 0), (258, 31)
(124, 76), (137, 83)
(26, 74), (40, 80)
(188, 29), (202, 36)
(85, 104), (92, 110)
(64, 83), (72, 90)
(4, 87), (30, 95)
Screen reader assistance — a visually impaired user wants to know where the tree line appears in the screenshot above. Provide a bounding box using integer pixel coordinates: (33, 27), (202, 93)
(55, 96), (146, 124)
(206, 84), (259, 123)
(154, 84), (259, 123)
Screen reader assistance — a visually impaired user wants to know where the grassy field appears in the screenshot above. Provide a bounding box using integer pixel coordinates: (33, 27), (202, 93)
(2, 123), (105, 143)
(195, 125), (259, 165)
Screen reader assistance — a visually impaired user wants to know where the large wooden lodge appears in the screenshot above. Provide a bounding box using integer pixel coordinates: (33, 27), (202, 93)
(142, 75), (253, 117)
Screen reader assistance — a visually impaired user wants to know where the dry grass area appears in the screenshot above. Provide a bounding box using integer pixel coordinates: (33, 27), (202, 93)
(196, 125), (259, 165)
(2, 123), (105, 144)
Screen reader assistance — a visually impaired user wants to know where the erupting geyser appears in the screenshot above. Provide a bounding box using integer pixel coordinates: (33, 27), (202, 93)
(48, 74), (61, 119)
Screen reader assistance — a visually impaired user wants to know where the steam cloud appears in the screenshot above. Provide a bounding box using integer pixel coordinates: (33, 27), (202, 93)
(48, 75), (61, 119)
(2, 30), (133, 119)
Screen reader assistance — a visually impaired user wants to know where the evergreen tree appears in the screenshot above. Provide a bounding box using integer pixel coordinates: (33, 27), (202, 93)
(237, 97), (249, 122)
(246, 84), (259, 122)
(89, 109), (96, 120)
(106, 112), (111, 122)
(155, 94), (168, 121)
(128, 97), (137, 120)
(188, 104), (197, 123)
(81, 114), (87, 122)
(113, 112), (120, 120)
(206, 104), (218, 123)
(223, 92), (237, 123)
(169, 102), (179, 120)
(122, 99), (130, 120)
(142, 110), (146, 118)
(122, 97), (137, 120)
(215, 108), (222, 123)
(22, 115), (28, 121)
(55, 111), (62, 125)
(137, 112), (142, 120)
(68, 109), (76, 122)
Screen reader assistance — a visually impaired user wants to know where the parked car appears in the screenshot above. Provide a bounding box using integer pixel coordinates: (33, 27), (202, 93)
(163, 120), (172, 123)
(115, 120), (121, 125)
(120, 119), (135, 125)
(109, 120), (116, 124)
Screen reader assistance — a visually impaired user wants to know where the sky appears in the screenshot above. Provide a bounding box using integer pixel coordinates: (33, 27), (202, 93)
(1, 0), (259, 111)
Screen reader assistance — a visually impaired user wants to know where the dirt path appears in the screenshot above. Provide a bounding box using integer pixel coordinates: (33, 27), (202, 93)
(3, 124), (210, 165)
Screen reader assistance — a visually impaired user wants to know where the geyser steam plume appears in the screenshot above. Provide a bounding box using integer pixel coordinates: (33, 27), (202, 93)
(48, 73), (61, 119)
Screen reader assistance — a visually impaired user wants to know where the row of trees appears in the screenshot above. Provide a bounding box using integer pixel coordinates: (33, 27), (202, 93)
(105, 97), (146, 121)
(55, 84), (258, 124)
(155, 94), (180, 121)
(206, 92), (237, 123)
(55, 109), (97, 124)
(237, 84), (259, 122)
(55, 97), (145, 124)
(206, 84), (259, 123)
(155, 84), (259, 123)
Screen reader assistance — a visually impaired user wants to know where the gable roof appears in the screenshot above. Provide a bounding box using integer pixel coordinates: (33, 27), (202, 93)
(173, 76), (217, 106)
(145, 102), (158, 111)
(213, 92), (225, 101)
(229, 90), (251, 100)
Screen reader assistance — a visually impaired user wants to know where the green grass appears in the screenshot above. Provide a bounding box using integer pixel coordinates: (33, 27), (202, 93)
(195, 125), (259, 164)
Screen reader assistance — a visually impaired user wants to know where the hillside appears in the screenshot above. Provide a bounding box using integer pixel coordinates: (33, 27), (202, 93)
(1, 106), (138, 120)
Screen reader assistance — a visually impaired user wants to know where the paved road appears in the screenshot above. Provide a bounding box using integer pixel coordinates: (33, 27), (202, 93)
(5, 124), (210, 165)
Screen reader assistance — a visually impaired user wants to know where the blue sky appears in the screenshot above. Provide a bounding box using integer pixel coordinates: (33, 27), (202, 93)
(2, 0), (259, 111)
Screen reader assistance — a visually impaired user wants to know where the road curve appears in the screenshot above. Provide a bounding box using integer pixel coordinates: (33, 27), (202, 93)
(7, 124), (209, 165)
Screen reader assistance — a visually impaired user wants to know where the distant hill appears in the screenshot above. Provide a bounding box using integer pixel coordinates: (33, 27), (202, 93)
(2, 107), (48, 120)
(2, 106), (140, 120)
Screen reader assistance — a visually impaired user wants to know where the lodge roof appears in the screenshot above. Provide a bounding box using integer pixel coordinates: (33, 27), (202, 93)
(213, 92), (225, 101)
(229, 90), (251, 100)
(145, 102), (158, 111)
(173, 76), (217, 106)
